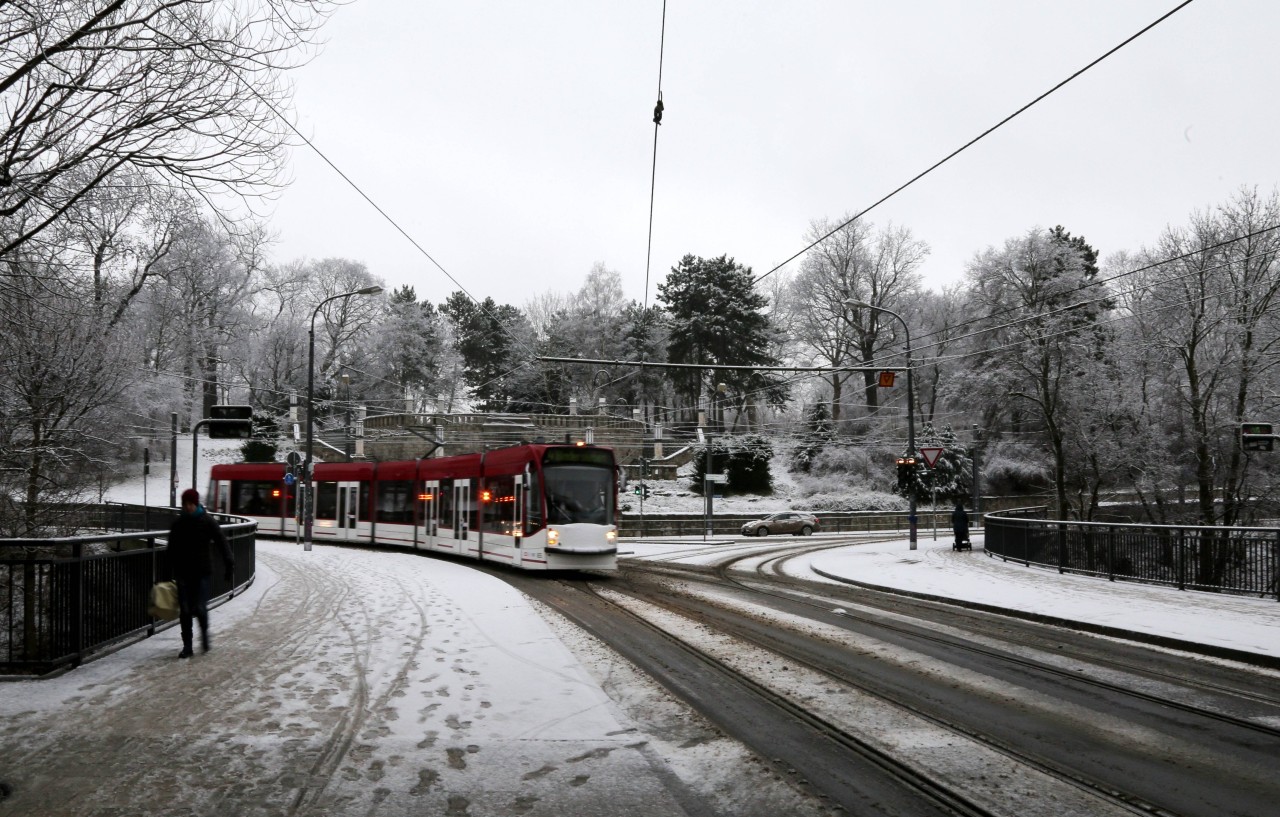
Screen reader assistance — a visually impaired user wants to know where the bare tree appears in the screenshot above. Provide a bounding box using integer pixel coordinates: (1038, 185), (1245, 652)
(304, 258), (385, 384)
(910, 284), (968, 426)
(1130, 188), (1280, 527)
(964, 226), (1109, 520)
(0, 265), (132, 530)
(0, 0), (339, 261)
(788, 217), (926, 424)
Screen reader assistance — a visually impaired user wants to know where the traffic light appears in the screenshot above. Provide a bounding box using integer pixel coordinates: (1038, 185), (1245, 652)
(896, 456), (916, 490)
(633, 483), (650, 498)
(1241, 422), (1274, 452)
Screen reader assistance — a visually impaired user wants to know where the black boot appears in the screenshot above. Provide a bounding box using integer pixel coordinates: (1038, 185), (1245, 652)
(178, 638), (194, 659)
(201, 631), (210, 654)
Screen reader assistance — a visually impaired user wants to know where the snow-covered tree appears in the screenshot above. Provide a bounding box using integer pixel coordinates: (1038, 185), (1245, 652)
(658, 254), (787, 428)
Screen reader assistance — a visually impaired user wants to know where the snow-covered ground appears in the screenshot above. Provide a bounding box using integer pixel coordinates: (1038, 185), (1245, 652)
(0, 441), (1271, 813)
(622, 534), (1280, 662)
(0, 541), (828, 816)
(106, 436), (1279, 665)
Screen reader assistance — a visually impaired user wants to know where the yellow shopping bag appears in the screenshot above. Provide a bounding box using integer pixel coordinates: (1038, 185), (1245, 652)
(148, 581), (179, 620)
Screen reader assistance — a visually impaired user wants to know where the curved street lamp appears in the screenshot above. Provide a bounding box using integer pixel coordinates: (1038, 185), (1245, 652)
(844, 299), (918, 549)
(304, 285), (383, 547)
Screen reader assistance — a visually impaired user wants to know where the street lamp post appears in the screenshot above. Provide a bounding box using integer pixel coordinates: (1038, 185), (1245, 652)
(844, 299), (918, 549)
(304, 285), (383, 548)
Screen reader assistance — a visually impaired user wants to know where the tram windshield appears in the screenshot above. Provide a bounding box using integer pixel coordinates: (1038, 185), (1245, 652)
(543, 464), (614, 525)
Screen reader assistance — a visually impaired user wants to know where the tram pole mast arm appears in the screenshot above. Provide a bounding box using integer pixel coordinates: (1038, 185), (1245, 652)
(305, 286), (383, 548)
(844, 300), (917, 549)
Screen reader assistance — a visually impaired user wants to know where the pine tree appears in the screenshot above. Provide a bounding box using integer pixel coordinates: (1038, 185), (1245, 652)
(791, 402), (834, 473)
(657, 254), (788, 422)
(899, 423), (972, 505)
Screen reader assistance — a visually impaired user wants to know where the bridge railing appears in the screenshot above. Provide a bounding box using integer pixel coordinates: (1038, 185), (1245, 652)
(984, 513), (1280, 600)
(619, 509), (995, 538)
(0, 503), (257, 676)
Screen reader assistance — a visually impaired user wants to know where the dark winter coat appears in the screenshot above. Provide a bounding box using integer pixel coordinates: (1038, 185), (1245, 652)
(951, 505), (970, 541)
(168, 506), (234, 581)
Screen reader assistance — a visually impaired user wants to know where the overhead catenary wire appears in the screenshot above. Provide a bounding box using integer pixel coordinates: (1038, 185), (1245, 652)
(901, 223), (1280, 359)
(111, 2), (1258, 449)
(839, 226), (1280, 368)
(156, 7), (541, 364)
(643, 0), (668, 315)
(750, 0), (1197, 287)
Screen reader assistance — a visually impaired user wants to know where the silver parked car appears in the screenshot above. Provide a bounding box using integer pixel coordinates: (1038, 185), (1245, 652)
(741, 511), (820, 537)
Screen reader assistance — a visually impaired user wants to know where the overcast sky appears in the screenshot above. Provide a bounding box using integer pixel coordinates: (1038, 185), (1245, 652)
(265, 1), (1279, 309)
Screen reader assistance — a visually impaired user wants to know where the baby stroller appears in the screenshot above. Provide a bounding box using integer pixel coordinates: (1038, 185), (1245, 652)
(951, 503), (971, 550)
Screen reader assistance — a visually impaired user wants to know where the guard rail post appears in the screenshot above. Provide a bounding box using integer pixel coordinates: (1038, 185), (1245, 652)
(72, 540), (84, 668)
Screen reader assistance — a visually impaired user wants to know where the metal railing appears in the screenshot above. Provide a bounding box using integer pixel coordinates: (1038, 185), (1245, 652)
(984, 513), (1280, 600)
(1, 503), (257, 676)
(620, 509), (988, 538)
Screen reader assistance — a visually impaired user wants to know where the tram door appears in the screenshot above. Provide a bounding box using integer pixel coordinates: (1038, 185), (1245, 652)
(420, 480), (440, 549)
(324, 481), (363, 542)
(453, 481), (472, 553)
(513, 475), (526, 542)
(344, 482), (371, 543)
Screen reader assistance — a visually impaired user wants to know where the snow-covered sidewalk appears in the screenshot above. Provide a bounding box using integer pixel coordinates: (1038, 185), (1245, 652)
(622, 534), (1280, 664)
(0, 541), (823, 817)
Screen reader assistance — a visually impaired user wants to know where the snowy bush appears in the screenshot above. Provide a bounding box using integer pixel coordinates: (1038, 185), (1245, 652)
(794, 489), (907, 512)
(808, 445), (875, 478)
(982, 441), (1050, 494)
(690, 435), (773, 495)
(240, 440), (278, 463)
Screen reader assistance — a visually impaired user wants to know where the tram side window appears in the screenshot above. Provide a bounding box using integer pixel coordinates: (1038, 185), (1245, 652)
(482, 475), (517, 535)
(377, 481), (414, 524)
(231, 480), (281, 516)
(525, 471), (543, 534)
(315, 482), (339, 520)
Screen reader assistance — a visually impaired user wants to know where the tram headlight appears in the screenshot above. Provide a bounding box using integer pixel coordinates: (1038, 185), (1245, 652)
(605, 529), (617, 544)
(546, 528), (559, 547)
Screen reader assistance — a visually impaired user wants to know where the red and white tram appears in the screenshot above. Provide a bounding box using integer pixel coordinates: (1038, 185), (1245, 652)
(209, 444), (619, 571)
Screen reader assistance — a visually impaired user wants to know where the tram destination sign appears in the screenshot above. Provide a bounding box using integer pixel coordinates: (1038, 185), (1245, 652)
(543, 447), (613, 467)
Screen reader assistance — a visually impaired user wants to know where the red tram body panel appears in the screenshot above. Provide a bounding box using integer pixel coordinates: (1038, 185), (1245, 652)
(209, 444), (619, 571)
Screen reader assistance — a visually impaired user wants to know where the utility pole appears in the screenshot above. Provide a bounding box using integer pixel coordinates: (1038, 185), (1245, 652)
(971, 424), (982, 514)
(639, 457), (647, 538)
(169, 412), (178, 507)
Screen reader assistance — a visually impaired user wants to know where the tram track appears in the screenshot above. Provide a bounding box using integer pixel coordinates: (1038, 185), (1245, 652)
(511, 570), (1007, 817)
(601, 541), (1280, 816)
(735, 546), (1280, 737)
(601, 573), (1170, 817)
(509, 560), (1204, 817)
(494, 537), (1280, 814)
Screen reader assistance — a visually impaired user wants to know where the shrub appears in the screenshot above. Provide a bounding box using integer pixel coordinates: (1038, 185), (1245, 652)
(240, 439), (278, 463)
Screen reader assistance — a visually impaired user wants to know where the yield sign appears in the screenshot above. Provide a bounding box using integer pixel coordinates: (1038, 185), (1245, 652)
(919, 447), (944, 468)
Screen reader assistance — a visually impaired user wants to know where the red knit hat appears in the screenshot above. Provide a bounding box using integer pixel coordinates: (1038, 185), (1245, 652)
(181, 488), (200, 506)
